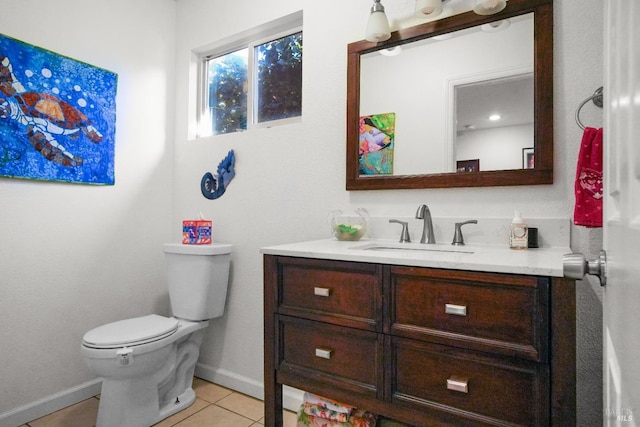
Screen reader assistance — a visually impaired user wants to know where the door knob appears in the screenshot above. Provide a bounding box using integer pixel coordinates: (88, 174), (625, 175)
(563, 250), (607, 286)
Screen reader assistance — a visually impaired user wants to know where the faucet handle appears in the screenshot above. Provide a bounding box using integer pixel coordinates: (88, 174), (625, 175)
(452, 220), (478, 246)
(389, 219), (411, 243)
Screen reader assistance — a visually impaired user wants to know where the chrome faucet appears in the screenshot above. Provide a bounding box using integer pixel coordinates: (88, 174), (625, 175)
(415, 204), (435, 244)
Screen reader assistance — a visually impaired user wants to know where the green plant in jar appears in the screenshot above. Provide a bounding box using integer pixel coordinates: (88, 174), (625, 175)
(329, 208), (369, 241)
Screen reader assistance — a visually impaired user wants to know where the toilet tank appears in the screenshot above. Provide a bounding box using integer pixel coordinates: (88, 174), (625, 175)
(163, 243), (232, 321)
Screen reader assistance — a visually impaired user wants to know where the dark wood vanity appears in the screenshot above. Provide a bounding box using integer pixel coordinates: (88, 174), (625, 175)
(263, 255), (575, 426)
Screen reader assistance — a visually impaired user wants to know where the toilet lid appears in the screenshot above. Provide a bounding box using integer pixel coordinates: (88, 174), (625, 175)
(82, 314), (179, 349)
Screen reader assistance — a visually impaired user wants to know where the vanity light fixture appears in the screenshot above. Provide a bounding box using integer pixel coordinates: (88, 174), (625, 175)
(415, 0), (444, 19)
(365, 0), (391, 42)
(473, 0), (507, 15)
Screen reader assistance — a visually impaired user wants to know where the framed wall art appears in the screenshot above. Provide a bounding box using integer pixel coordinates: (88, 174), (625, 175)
(522, 147), (534, 169)
(359, 112), (395, 175)
(0, 33), (117, 185)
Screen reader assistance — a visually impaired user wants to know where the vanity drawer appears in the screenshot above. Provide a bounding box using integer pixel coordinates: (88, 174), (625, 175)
(391, 337), (549, 426)
(277, 315), (381, 397)
(278, 257), (382, 330)
(388, 267), (549, 361)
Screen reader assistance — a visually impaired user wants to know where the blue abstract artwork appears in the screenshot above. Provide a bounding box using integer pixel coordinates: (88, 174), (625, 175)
(0, 33), (117, 185)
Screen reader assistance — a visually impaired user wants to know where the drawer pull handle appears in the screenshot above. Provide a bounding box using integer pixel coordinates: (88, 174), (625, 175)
(445, 304), (467, 316)
(314, 287), (331, 297)
(447, 376), (469, 393)
(315, 348), (332, 359)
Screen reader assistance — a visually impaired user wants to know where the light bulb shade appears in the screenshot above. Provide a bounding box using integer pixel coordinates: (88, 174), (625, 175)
(473, 0), (507, 15)
(366, 10), (391, 42)
(415, 0), (443, 19)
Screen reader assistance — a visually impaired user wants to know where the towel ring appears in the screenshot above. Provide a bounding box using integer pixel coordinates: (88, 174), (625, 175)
(575, 87), (603, 130)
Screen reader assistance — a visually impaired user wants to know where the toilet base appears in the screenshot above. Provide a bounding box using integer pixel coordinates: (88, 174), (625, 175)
(90, 321), (208, 427)
(96, 376), (161, 427)
(96, 379), (197, 427)
(157, 387), (196, 422)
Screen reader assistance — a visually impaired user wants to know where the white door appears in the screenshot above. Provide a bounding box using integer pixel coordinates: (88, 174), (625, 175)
(603, 0), (640, 425)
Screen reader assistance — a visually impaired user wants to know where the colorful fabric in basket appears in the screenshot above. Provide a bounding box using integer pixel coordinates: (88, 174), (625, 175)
(303, 402), (351, 423)
(297, 408), (377, 427)
(303, 392), (356, 415)
(296, 392), (377, 427)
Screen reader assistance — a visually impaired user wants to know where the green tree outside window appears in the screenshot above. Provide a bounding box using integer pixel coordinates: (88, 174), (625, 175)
(205, 30), (302, 136)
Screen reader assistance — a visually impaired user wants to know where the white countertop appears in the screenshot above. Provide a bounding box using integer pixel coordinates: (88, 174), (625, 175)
(261, 238), (572, 277)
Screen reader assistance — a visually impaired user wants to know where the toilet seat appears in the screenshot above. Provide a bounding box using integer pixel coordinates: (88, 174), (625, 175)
(82, 314), (179, 349)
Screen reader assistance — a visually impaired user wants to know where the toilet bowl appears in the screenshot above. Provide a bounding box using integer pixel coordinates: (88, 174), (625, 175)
(81, 243), (231, 427)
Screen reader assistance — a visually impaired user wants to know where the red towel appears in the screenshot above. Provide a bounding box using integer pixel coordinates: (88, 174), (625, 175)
(574, 127), (603, 227)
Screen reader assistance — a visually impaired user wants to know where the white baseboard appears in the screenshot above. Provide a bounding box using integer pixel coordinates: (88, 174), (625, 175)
(194, 362), (304, 413)
(0, 379), (102, 427)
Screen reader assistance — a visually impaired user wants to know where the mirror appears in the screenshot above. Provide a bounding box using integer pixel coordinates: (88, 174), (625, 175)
(346, 0), (553, 190)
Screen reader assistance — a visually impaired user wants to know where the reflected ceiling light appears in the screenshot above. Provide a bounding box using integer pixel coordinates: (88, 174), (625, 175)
(473, 0), (507, 15)
(415, 0), (444, 19)
(489, 114), (502, 121)
(481, 19), (511, 32)
(380, 46), (403, 56)
(365, 0), (391, 42)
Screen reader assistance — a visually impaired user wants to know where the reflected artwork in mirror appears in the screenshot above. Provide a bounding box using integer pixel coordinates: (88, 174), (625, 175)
(346, 0), (553, 190)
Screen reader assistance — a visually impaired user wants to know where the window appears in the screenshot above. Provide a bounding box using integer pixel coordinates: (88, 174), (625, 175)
(254, 32), (303, 124)
(206, 48), (248, 135)
(200, 27), (302, 137)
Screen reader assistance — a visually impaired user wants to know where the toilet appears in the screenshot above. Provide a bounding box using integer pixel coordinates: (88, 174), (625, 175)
(81, 243), (232, 427)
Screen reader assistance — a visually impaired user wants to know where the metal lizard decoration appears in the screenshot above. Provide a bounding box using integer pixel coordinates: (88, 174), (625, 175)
(201, 149), (235, 200)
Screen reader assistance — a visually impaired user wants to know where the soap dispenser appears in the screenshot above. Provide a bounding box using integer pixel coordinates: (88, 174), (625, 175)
(509, 210), (528, 250)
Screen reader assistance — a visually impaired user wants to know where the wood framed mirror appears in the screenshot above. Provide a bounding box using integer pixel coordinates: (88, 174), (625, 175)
(346, 0), (553, 190)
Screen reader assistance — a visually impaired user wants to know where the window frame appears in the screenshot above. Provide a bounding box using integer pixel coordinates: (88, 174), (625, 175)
(197, 23), (302, 138)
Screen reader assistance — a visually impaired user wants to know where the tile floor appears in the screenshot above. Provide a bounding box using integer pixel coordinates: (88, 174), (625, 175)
(20, 378), (298, 427)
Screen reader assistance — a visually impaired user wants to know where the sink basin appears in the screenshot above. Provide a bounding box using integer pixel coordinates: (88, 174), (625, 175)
(350, 242), (475, 254)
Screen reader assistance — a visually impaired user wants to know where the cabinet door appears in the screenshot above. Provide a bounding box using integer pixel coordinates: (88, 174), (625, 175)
(390, 337), (549, 426)
(387, 266), (549, 361)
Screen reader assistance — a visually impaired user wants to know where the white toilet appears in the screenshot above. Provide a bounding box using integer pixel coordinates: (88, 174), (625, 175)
(81, 243), (232, 427)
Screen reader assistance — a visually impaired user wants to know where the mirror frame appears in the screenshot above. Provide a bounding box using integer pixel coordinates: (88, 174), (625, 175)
(346, 0), (553, 190)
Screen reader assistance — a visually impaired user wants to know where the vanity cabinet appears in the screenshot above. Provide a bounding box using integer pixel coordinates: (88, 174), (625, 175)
(264, 255), (575, 426)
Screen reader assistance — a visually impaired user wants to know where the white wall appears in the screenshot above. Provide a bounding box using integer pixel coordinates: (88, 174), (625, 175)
(0, 0), (176, 422)
(456, 124), (534, 170)
(0, 0), (604, 426)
